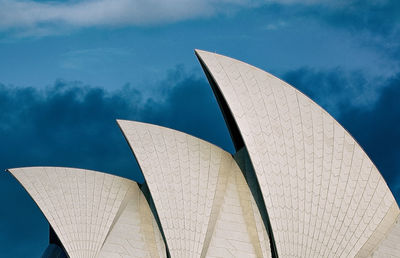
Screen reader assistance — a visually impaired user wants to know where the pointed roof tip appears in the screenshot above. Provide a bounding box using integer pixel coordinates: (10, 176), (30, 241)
(116, 119), (144, 127)
(116, 119), (130, 130)
(194, 49), (222, 63)
(6, 168), (20, 174)
(195, 49), (220, 54)
(116, 119), (139, 127)
(194, 49), (210, 56)
(194, 49), (202, 58)
(6, 167), (25, 175)
(116, 119), (145, 124)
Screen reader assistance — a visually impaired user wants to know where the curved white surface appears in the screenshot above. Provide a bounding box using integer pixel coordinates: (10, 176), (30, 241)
(118, 120), (271, 258)
(195, 49), (399, 257)
(8, 167), (165, 258)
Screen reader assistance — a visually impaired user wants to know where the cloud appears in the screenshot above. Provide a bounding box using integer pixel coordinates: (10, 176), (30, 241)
(0, 1), (394, 31)
(263, 20), (287, 31)
(1, 0), (399, 47)
(0, 66), (231, 180)
(0, 0), (257, 33)
(60, 47), (135, 70)
(0, 81), (142, 179)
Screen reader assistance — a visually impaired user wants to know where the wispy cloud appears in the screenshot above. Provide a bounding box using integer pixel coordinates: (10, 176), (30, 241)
(1, 0), (399, 40)
(0, 0), (255, 32)
(0, 0), (366, 33)
(60, 47), (135, 70)
(263, 21), (287, 31)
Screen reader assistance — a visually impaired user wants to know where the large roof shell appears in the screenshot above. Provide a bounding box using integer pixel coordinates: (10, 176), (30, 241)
(195, 49), (399, 257)
(118, 120), (271, 258)
(8, 167), (165, 258)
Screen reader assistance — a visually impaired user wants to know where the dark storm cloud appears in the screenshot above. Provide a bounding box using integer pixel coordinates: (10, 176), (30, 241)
(0, 67), (232, 257)
(0, 81), (143, 180)
(284, 68), (400, 201)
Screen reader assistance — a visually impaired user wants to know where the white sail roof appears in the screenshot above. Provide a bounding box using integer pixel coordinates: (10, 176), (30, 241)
(118, 120), (271, 258)
(8, 167), (165, 258)
(195, 49), (399, 257)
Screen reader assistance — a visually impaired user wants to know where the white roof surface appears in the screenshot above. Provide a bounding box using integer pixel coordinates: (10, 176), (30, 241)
(195, 49), (399, 257)
(8, 167), (165, 258)
(118, 120), (271, 258)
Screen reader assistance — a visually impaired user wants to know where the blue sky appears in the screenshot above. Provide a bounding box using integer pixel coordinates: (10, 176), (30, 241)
(0, 0), (399, 256)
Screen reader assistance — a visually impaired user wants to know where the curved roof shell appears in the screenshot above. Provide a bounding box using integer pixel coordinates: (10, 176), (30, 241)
(118, 120), (271, 258)
(195, 49), (399, 257)
(7, 167), (165, 258)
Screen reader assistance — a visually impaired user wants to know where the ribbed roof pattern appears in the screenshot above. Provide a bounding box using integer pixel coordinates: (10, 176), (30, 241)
(8, 167), (165, 258)
(195, 49), (399, 257)
(118, 120), (271, 258)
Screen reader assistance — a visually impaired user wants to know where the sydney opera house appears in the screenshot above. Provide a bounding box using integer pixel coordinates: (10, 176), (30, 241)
(7, 50), (400, 257)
